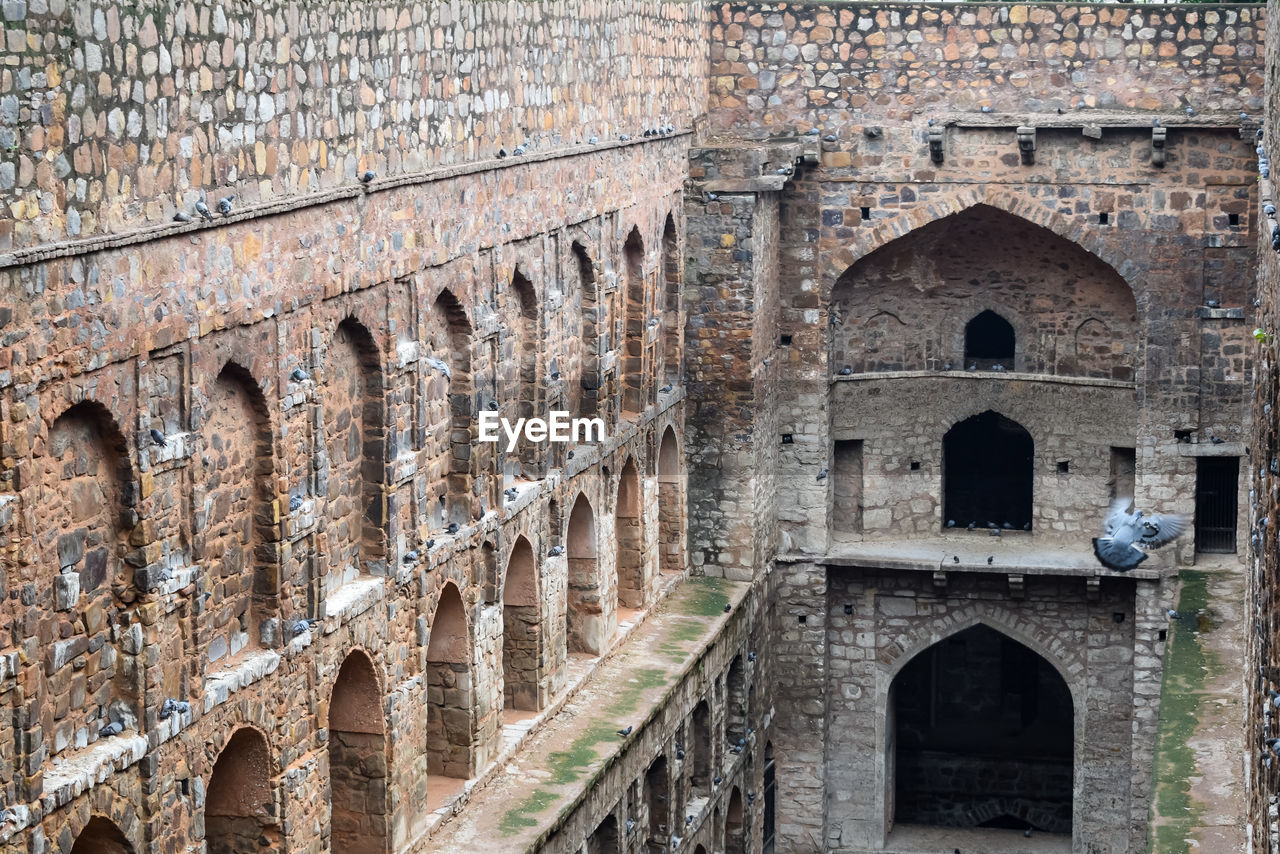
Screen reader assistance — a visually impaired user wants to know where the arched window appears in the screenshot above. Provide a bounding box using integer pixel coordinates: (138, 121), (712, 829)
(426, 583), (474, 785)
(657, 426), (684, 574)
(567, 493), (610, 655)
(502, 536), (542, 711)
(622, 228), (646, 417)
(206, 728), (279, 854)
(943, 411), (1033, 531)
(615, 458), (643, 609)
(70, 817), (135, 854)
(645, 755), (669, 843)
(964, 310), (1015, 369)
(890, 625), (1073, 835)
(328, 651), (387, 853)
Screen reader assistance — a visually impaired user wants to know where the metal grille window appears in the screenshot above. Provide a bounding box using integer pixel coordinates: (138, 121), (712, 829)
(1195, 456), (1238, 553)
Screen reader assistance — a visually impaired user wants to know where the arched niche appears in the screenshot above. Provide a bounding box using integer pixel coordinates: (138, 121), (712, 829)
(943, 410), (1033, 531)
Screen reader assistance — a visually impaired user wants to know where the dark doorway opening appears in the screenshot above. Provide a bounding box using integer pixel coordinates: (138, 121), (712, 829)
(1195, 456), (1238, 553)
(943, 411), (1033, 530)
(964, 310), (1015, 369)
(892, 625), (1073, 834)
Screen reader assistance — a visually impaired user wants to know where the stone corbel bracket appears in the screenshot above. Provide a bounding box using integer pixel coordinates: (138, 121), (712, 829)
(928, 127), (945, 164)
(1016, 126), (1036, 165)
(1151, 126), (1168, 168)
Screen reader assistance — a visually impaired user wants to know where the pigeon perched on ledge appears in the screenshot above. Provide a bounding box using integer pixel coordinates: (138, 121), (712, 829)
(1092, 498), (1189, 571)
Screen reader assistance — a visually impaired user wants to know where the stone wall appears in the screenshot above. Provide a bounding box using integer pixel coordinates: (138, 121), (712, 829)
(0, 0), (708, 249)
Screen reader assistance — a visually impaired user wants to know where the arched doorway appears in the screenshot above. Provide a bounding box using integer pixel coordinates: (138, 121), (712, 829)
(964, 310), (1015, 369)
(645, 754), (670, 845)
(567, 493), (610, 655)
(328, 650), (387, 854)
(206, 727), (279, 854)
(502, 536), (542, 711)
(70, 817), (134, 854)
(943, 411), (1033, 531)
(426, 583), (474, 784)
(622, 227), (646, 417)
(725, 787), (746, 854)
(656, 426), (684, 574)
(890, 625), (1073, 835)
(615, 458), (643, 609)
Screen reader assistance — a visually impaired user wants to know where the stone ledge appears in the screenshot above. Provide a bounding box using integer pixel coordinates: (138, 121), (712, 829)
(833, 369), (1136, 389)
(39, 733), (148, 813)
(320, 575), (385, 627)
(202, 649), (282, 713)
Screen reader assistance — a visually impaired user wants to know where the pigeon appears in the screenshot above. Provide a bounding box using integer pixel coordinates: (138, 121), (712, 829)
(617, 726), (633, 737)
(980, 106), (992, 113)
(992, 363), (1006, 372)
(217, 195), (235, 215)
(549, 545), (564, 557)
(676, 748), (686, 760)
(1186, 107), (1195, 116)
(1266, 204), (1276, 217)
(625, 819), (636, 833)
(497, 148), (508, 158)
(987, 556), (994, 565)
(928, 118), (936, 127)
(567, 451), (575, 459)
(159, 698), (190, 720)
(1207, 299), (1220, 308)
(1167, 608), (1178, 619)
(425, 538), (435, 548)
(747, 792), (756, 804)
(807, 128), (820, 135)
(706, 192), (719, 202)
(290, 367), (310, 382)
(823, 134), (837, 142)
(660, 384), (673, 394)
(839, 366), (853, 376)
(550, 371), (561, 380)
(361, 170), (375, 183)
(504, 487), (519, 501)
(816, 469), (828, 481)
(713, 775), (723, 786)
(748, 651), (756, 662)
(967, 363), (977, 371)
(730, 742), (744, 755)
(403, 550), (419, 564)
(99, 721), (124, 737)
(1243, 112), (1250, 121)
(1210, 435), (1224, 445)
(723, 603), (732, 613)
(1152, 118), (1161, 127)
(967, 521), (976, 530)
(1268, 738), (1280, 757)
(1023, 522), (1032, 531)
(150, 428), (168, 447)
(619, 134), (630, 141)
(685, 815), (694, 825)
(946, 519), (956, 528)
(670, 836), (681, 847)
(648, 317), (660, 327)
(1269, 688), (1280, 709)
(942, 362), (952, 370)
(195, 200), (214, 221)
(487, 400), (500, 411)
(291, 619), (313, 637)
(446, 522), (460, 534)
(513, 144), (527, 156)
(1024, 827), (1032, 838)
(174, 211), (192, 223)
(987, 522), (998, 529)
(588, 136), (599, 144)
(953, 555), (960, 564)
(1092, 498), (1190, 571)
(425, 357), (451, 379)
(289, 494), (303, 512)
(1002, 521), (1013, 529)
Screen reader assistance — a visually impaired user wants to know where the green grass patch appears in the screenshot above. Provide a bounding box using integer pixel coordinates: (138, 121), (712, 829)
(1148, 570), (1219, 852)
(676, 576), (733, 617)
(497, 789), (558, 835)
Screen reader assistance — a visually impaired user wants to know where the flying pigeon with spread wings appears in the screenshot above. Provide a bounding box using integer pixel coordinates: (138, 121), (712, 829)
(1092, 498), (1190, 571)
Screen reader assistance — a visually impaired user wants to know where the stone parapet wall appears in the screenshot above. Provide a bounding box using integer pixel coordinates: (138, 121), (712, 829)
(706, 2), (1264, 134)
(0, 0), (708, 249)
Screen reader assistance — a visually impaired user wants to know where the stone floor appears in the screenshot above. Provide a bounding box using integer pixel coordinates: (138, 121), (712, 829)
(1148, 556), (1247, 853)
(884, 824), (1072, 853)
(425, 575), (748, 852)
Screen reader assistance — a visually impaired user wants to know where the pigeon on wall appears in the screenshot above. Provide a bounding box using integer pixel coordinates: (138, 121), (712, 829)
(1092, 498), (1189, 571)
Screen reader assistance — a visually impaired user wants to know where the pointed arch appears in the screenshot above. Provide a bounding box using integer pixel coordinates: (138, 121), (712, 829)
(657, 425), (685, 575)
(964, 309), (1015, 368)
(503, 536), (543, 711)
(509, 267), (541, 480)
(943, 410), (1033, 531)
(622, 227), (646, 417)
(725, 787), (746, 854)
(661, 213), (681, 387)
(206, 727), (279, 854)
(38, 401), (138, 756)
(644, 754), (670, 844)
(888, 624), (1074, 835)
(861, 311), (909, 372)
(426, 582), (475, 779)
(70, 816), (135, 854)
(615, 457), (644, 609)
(690, 699), (711, 794)
(328, 650), (388, 853)
(726, 655), (746, 744)
(573, 242), (601, 418)
(322, 317), (386, 597)
(428, 290), (474, 529)
(567, 492), (610, 655)
(201, 362), (278, 670)
(829, 203), (1136, 378)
